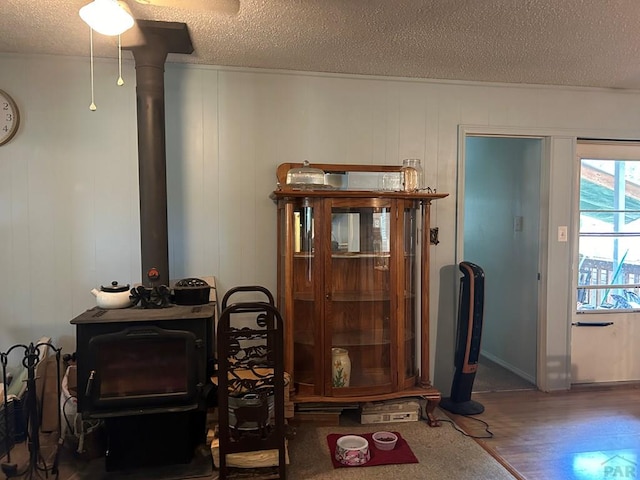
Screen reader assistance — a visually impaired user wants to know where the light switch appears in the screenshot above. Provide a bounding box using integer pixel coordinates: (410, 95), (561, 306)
(514, 216), (523, 232)
(558, 226), (568, 242)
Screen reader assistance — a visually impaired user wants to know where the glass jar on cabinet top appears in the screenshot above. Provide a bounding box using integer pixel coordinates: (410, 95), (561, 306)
(401, 158), (423, 191)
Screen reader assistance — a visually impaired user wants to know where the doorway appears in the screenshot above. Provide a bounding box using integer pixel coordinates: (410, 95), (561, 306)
(462, 135), (541, 392)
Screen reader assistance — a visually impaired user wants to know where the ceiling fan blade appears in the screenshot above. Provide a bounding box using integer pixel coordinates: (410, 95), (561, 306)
(134, 0), (240, 15)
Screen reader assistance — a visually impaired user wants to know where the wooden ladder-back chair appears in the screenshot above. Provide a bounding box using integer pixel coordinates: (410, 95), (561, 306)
(216, 286), (286, 479)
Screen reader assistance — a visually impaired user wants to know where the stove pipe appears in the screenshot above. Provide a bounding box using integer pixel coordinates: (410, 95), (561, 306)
(125, 21), (193, 287)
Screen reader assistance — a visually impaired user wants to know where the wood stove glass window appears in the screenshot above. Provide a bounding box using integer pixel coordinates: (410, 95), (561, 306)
(88, 328), (196, 409)
(99, 339), (187, 398)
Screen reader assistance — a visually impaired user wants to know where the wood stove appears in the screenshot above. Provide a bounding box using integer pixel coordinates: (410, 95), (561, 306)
(70, 304), (216, 470)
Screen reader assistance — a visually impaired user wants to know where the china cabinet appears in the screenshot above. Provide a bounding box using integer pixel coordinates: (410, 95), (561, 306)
(271, 163), (447, 426)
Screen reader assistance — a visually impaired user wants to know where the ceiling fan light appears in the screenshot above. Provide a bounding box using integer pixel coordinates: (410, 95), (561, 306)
(79, 0), (135, 36)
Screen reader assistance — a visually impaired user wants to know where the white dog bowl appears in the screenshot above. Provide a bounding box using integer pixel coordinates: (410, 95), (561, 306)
(372, 431), (398, 450)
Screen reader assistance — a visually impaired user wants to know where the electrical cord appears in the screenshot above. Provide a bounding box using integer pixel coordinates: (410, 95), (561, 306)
(61, 396), (75, 435)
(435, 414), (494, 439)
(60, 394), (102, 455)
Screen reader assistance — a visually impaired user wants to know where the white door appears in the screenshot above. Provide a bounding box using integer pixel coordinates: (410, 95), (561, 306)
(571, 141), (640, 384)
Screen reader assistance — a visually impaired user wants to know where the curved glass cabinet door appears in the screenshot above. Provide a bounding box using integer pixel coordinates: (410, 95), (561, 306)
(327, 199), (395, 395)
(402, 204), (418, 385)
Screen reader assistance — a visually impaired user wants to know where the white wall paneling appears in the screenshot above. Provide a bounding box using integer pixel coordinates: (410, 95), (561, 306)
(165, 65), (219, 282)
(3, 53), (640, 388)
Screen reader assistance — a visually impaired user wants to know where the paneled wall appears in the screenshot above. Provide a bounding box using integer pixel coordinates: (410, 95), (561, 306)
(2, 53), (640, 390)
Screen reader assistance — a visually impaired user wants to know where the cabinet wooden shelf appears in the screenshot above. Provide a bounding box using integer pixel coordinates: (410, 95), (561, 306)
(293, 253), (392, 258)
(294, 291), (390, 302)
(272, 163), (447, 426)
(294, 329), (391, 346)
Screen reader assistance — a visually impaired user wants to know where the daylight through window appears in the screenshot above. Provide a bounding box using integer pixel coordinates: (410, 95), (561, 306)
(577, 141), (640, 312)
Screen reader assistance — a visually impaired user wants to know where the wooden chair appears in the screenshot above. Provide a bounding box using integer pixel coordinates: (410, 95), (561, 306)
(216, 286), (286, 479)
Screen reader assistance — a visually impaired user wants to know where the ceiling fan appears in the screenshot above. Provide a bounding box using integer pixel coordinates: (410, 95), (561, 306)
(79, 0), (240, 50)
(132, 0), (240, 15)
(80, 0), (234, 109)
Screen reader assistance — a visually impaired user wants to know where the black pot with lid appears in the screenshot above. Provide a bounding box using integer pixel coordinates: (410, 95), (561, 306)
(173, 277), (211, 305)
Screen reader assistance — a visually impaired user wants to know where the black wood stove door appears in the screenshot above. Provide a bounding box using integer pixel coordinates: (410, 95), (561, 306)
(71, 304), (215, 418)
(86, 326), (198, 413)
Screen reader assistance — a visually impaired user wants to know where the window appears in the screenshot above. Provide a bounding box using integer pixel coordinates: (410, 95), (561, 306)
(577, 141), (640, 312)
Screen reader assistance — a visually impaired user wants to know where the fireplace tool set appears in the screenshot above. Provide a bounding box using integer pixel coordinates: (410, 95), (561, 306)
(1, 342), (62, 480)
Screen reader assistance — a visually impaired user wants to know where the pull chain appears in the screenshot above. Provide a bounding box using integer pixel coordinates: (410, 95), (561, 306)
(89, 27), (97, 111)
(117, 34), (124, 86)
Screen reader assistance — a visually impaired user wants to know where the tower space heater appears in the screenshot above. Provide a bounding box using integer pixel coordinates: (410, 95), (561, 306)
(440, 261), (485, 415)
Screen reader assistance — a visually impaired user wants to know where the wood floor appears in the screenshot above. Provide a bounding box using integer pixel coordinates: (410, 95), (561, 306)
(446, 384), (640, 480)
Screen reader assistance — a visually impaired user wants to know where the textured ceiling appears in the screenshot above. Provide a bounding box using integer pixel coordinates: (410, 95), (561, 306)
(2, 0), (640, 89)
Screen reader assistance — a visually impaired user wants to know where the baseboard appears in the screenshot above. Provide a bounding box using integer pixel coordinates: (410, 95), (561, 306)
(570, 380), (640, 392)
(480, 352), (536, 384)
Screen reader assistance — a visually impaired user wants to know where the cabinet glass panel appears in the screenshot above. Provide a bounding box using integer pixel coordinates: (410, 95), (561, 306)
(292, 201), (316, 387)
(329, 204), (392, 390)
(277, 205), (285, 315)
(403, 206), (417, 379)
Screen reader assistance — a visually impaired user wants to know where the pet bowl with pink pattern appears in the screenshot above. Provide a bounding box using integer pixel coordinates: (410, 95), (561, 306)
(335, 435), (370, 466)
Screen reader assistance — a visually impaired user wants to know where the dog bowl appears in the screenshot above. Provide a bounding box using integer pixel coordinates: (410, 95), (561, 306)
(372, 431), (398, 450)
(335, 435), (370, 466)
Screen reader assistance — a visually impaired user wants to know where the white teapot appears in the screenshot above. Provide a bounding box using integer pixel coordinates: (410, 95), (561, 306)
(91, 281), (132, 309)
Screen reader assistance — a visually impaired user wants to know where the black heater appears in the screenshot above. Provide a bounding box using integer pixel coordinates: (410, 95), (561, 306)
(440, 261), (485, 415)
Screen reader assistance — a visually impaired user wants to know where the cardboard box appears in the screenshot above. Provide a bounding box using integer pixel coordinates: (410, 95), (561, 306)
(294, 411), (341, 426)
(360, 410), (420, 424)
(36, 355), (64, 433)
(359, 399), (421, 424)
